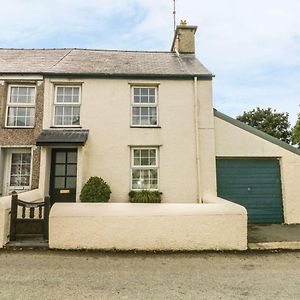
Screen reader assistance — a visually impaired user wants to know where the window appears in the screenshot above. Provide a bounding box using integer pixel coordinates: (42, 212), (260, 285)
(131, 87), (158, 126)
(131, 148), (158, 190)
(10, 152), (31, 188)
(54, 86), (81, 126)
(6, 86), (36, 127)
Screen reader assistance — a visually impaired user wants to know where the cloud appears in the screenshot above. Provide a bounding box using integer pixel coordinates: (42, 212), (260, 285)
(0, 0), (299, 124)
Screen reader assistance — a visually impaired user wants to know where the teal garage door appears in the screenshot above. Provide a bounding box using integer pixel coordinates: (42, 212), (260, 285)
(216, 159), (284, 224)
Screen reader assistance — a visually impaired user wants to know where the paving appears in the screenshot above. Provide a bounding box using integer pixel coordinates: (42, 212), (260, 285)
(248, 224), (300, 250)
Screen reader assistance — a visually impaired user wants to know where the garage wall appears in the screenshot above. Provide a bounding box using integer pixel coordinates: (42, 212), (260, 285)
(214, 113), (300, 224)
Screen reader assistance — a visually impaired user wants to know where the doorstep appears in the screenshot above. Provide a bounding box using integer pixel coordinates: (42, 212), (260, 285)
(4, 234), (49, 250)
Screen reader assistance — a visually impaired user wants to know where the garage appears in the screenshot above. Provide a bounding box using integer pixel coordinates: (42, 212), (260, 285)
(216, 158), (284, 224)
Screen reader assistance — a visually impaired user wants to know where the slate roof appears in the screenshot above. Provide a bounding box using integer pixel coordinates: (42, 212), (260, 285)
(0, 48), (212, 78)
(36, 129), (89, 146)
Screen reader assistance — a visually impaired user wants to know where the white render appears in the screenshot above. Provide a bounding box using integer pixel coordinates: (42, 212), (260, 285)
(40, 78), (215, 203)
(49, 200), (247, 251)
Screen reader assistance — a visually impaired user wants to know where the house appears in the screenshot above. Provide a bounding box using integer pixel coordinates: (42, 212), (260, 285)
(0, 22), (300, 250)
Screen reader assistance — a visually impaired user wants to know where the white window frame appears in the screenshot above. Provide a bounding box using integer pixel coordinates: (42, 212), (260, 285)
(131, 147), (159, 191)
(7, 148), (32, 193)
(5, 85), (36, 128)
(131, 86), (159, 127)
(53, 85), (81, 127)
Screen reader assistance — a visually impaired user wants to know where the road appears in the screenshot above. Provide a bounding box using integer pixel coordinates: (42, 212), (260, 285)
(0, 250), (299, 299)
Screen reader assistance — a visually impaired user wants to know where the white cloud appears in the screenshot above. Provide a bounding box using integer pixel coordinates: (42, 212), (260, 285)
(0, 0), (299, 124)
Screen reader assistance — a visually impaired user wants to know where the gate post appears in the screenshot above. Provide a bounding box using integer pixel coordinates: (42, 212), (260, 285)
(43, 196), (50, 240)
(9, 192), (18, 241)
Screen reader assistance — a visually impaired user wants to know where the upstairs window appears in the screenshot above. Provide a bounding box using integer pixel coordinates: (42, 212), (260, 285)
(131, 87), (158, 127)
(6, 86), (36, 127)
(131, 148), (159, 190)
(54, 86), (81, 126)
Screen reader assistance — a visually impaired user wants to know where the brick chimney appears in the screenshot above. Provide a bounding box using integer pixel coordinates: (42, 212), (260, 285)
(171, 20), (197, 54)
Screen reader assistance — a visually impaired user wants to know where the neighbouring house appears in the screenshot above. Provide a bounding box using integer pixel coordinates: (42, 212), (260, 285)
(0, 22), (300, 250)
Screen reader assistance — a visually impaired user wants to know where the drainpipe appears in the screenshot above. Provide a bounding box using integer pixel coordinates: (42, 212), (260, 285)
(194, 76), (202, 203)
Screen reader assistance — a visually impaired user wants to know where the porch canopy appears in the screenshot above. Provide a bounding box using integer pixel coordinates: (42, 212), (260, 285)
(36, 130), (89, 146)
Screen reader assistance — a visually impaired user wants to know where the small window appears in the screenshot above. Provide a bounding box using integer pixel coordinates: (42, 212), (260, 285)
(10, 152), (31, 188)
(54, 86), (81, 126)
(131, 148), (159, 190)
(6, 86), (36, 127)
(131, 87), (158, 126)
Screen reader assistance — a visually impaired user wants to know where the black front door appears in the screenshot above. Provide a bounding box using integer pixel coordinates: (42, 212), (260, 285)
(50, 149), (77, 205)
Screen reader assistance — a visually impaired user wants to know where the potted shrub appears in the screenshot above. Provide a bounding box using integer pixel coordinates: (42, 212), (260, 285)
(128, 190), (161, 203)
(80, 176), (111, 202)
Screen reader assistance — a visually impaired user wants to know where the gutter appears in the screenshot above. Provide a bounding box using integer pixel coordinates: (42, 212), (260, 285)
(0, 72), (213, 80)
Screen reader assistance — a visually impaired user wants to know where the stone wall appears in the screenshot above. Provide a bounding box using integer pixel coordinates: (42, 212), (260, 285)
(0, 80), (44, 189)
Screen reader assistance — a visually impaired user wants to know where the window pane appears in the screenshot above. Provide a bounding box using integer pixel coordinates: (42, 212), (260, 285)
(55, 106), (63, 115)
(55, 177), (65, 189)
(10, 176), (19, 186)
(21, 176), (30, 186)
(10, 165), (20, 176)
(12, 154), (22, 164)
(141, 149), (148, 158)
(64, 106), (72, 115)
(66, 177), (76, 189)
(55, 165), (65, 176)
(56, 152), (66, 163)
(21, 165), (31, 176)
(54, 116), (63, 125)
(67, 152), (77, 163)
(140, 96), (149, 103)
(149, 88), (155, 96)
(65, 87), (73, 95)
(72, 115), (80, 125)
(22, 154), (31, 163)
(132, 107), (140, 116)
(141, 89), (148, 96)
(67, 165), (77, 176)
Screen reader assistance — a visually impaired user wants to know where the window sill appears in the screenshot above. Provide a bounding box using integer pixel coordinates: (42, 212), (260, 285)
(4, 126), (35, 129)
(50, 126), (82, 129)
(130, 126), (161, 129)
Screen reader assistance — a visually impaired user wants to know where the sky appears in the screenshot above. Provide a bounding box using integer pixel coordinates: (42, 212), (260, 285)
(0, 0), (299, 125)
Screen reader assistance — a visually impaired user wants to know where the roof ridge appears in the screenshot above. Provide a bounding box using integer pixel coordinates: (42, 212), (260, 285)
(0, 47), (174, 54)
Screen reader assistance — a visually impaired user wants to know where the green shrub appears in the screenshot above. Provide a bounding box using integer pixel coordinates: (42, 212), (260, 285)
(80, 176), (111, 203)
(129, 190), (161, 203)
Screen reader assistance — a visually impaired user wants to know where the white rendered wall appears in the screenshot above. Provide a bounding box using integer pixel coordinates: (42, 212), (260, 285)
(42, 78), (215, 203)
(49, 201), (247, 251)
